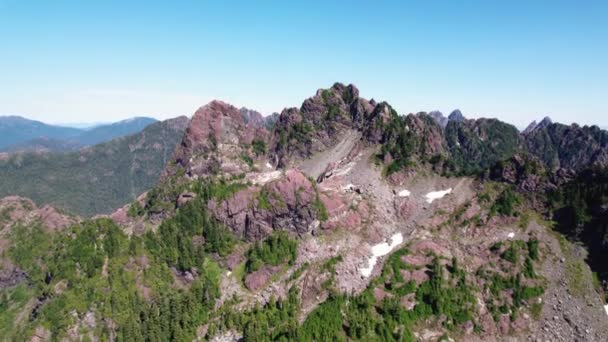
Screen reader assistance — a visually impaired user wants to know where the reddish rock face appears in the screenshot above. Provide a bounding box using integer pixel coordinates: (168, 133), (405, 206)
(362, 102), (394, 144)
(244, 265), (283, 292)
(37, 205), (74, 231)
(373, 287), (391, 301)
(0, 196), (75, 231)
(266, 170), (315, 209)
(240, 107), (266, 129)
(410, 240), (451, 259)
(169, 100), (270, 178)
(209, 170), (324, 240)
(407, 113), (446, 157)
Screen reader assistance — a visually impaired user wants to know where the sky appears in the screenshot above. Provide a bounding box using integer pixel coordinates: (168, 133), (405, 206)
(1, 0), (607, 128)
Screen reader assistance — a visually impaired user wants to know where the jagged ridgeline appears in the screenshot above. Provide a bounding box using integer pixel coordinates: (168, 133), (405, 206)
(1, 83), (608, 341)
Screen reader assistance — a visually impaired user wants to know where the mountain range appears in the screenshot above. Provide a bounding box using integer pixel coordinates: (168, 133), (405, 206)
(0, 117), (188, 216)
(0, 116), (158, 152)
(0, 83), (606, 341)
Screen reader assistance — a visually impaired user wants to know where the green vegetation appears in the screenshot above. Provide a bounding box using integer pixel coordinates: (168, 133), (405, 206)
(375, 108), (430, 176)
(444, 118), (520, 176)
(490, 187), (522, 217)
(501, 244), (519, 263)
(251, 139), (267, 156)
(0, 284), (34, 339)
(146, 199), (236, 270)
(3, 211), (547, 341)
(245, 231), (298, 273)
(288, 262), (310, 282)
(256, 188), (272, 210)
(127, 200), (144, 218)
(275, 121), (314, 155)
(312, 193), (329, 221)
(481, 239), (546, 321)
(1, 178), (247, 340)
(548, 167), (608, 284)
(294, 252), (477, 339)
(240, 152), (254, 167)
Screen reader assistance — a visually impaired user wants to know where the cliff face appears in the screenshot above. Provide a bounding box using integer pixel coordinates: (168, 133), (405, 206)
(269, 83), (373, 167)
(169, 101), (270, 178)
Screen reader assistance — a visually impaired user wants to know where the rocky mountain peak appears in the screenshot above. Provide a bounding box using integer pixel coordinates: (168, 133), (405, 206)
(270, 83), (374, 167)
(522, 120), (538, 134)
(523, 117), (608, 171)
(448, 109), (465, 122)
(168, 100), (270, 178)
(239, 107), (265, 128)
(536, 116), (553, 129)
(0, 196), (75, 231)
(428, 111), (448, 127)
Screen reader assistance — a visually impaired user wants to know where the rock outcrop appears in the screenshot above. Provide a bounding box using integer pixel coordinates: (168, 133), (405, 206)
(170, 101), (270, 178)
(270, 83), (376, 167)
(208, 170), (329, 240)
(487, 154), (550, 192)
(447, 109), (465, 122)
(428, 111), (448, 127)
(0, 196), (75, 231)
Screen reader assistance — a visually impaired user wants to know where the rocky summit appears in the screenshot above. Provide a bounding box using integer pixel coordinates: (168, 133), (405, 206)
(1, 83), (608, 341)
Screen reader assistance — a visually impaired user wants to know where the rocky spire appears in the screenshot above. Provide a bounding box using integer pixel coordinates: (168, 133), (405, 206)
(428, 111), (448, 128)
(448, 109), (465, 122)
(536, 116), (553, 130)
(522, 120), (538, 134)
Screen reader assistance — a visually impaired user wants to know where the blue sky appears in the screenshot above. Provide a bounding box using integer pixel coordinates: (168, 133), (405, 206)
(1, 0), (607, 128)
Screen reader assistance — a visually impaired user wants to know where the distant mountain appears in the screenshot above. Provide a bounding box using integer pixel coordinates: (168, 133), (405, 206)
(76, 117), (157, 145)
(0, 116), (188, 216)
(4, 137), (84, 153)
(0, 116), (158, 152)
(0, 116), (82, 150)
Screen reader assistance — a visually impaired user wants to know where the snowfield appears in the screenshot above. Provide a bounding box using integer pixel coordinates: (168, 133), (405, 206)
(332, 162), (355, 177)
(252, 170), (282, 185)
(425, 188), (452, 203)
(360, 233), (404, 277)
(397, 189), (411, 197)
(342, 183), (355, 192)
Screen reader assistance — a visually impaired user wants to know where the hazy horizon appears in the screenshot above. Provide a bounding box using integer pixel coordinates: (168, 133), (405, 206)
(1, 1), (607, 128)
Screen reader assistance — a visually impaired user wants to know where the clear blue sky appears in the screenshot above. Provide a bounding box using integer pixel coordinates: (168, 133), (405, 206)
(1, 0), (607, 128)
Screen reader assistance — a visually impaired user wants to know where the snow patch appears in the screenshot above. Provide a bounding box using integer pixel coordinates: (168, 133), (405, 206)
(266, 162), (273, 169)
(227, 271), (232, 276)
(343, 183), (355, 192)
(507, 232), (515, 239)
(252, 170), (282, 185)
(397, 189), (411, 197)
(425, 188), (452, 203)
(360, 233), (404, 277)
(332, 162), (354, 177)
(604, 304), (608, 316)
